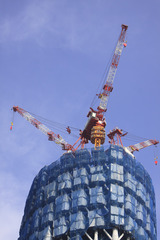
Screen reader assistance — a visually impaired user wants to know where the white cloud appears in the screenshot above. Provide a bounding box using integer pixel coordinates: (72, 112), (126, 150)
(0, 1), (52, 42)
(0, 0), (112, 52)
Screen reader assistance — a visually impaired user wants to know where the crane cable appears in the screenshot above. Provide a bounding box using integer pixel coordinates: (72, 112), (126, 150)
(120, 129), (149, 142)
(119, 130), (159, 165)
(90, 45), (116, 109)
(31, 116), (80, 138)
(10, 109), (14, 130)
(154, 145), (158, 165)
(90, 29), (127, 110)
(11, 108), (80, 139)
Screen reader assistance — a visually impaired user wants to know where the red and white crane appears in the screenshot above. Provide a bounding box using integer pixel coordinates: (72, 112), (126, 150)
(126, 140), (159, 153)
(11, 24), (159, 161)
(80, 24), (128, 147)
(107, 127), (159, 157)
(12, 106), (74, 151)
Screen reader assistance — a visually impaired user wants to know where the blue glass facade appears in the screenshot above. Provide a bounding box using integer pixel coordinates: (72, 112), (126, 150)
(18, 145), (157, 240)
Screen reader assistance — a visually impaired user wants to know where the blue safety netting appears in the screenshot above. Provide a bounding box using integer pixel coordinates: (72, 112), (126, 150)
(18, 145), (157, 240)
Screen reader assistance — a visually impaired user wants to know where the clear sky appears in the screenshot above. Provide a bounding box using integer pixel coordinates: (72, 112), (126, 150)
(0, 0), (160, 239)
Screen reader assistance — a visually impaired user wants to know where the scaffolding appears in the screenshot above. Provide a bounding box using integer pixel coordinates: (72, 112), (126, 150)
(18, 145), (157, 240)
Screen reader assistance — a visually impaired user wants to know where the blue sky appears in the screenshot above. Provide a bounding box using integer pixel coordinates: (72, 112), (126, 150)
(0, 0), (160, 239)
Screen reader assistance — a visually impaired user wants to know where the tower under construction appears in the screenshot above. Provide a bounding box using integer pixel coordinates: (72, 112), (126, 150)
(13, 25), (157, 240)
(18, 145), (157, 240)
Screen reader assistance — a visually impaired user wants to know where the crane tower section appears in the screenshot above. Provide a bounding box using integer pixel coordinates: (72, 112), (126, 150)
(81, 24), (128, 147)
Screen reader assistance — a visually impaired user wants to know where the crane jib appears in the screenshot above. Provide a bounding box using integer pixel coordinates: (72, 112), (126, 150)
(82, 25), (128, 144)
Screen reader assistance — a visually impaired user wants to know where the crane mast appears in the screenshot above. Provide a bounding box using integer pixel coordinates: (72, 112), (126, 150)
(81, 24), (128, 147)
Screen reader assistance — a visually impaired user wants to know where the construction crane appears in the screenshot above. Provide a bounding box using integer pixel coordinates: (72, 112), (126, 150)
(12, 106), (75, 151)
(80, 24), (128, 148)
(11, 24), (159, 159)
(12, 25), (128, 150)
(107, 127), (159, 156)
(126, 140), (159, 153)
(12, 107), (159, 158)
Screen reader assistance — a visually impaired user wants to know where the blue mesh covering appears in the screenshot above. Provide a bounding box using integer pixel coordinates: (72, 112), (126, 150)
(110, 184), (124, 204)
(89, 186), (106, 207)
(125, 215), (137, 232)
(110, 163), (124, 183)
(38, 226), (52, 240)
(72, 189), (88, 209)
(124, 172), (137, 194)
(41, 203), (54, 229)
(44, 181), (56, 203)
(54, 216), (68, 236)
(88, 209), (105, 227)
(55, 194), (71, 214)
(136, 203), (147, 227)
(58, 172), (72, 192)
(125, 193), (137, 217)
(70, 212), (87, 233)
(110, 205), (124, 225)
(18, 145), (157, 240)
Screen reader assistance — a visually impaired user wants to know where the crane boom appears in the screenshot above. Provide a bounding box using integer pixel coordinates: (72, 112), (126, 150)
(98, 24), (128, 111)
(126, 139), (159, 153)
(107, 127), (159, 154)
(12, 106), (74, 151)
(81, 24), (128, 147)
